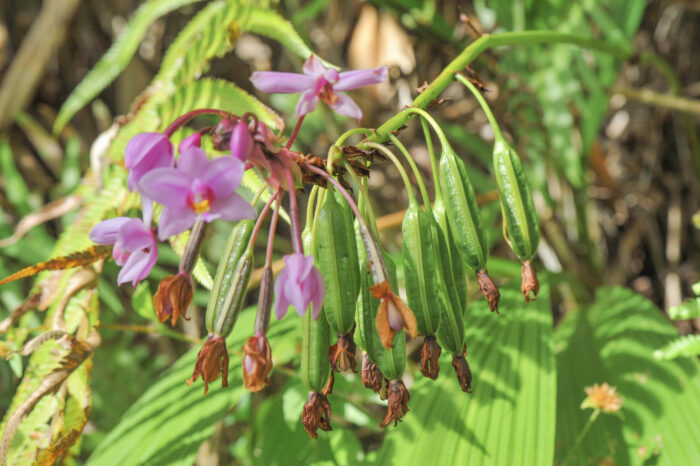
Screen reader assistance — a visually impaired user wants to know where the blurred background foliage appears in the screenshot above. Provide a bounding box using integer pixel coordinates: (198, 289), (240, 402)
(0, 0), (699, 464)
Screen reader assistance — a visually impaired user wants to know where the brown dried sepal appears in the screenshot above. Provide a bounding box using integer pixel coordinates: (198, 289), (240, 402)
(370, 281), (417, 348)
(242, 334), (272, 393)
(329, 333), (357, 372)
(452, 350), (473, 394)
(419, 336), (442, 380)
(361, 353), (385, 396)
(187, 334), (228, 395)
(322, 371), (335, 396)
(521, 261), (540, 303)
(476, 269), (500, 314)
(302, 392), (333, 439)
(153, 272), (193, 326)
(380, 380), (411, 427)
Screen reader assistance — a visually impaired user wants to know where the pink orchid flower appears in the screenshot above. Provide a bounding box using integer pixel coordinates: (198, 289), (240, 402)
(250, 55), (387, 121)
(138, 146), (255, 240)
(90, 217), (158, 286)
(124, 133), (174, 192)
(274, 253), (325, 320)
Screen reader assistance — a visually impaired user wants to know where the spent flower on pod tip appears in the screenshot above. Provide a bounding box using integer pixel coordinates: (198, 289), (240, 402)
(188, 334), (229, 395)
(153, 271), (193, 326)
(369, 281), (417, 348)
(274, 253), (325, 320)
(138, 146), (255, 240)
(302, 392), (333, 439)
(90, 216), (157, 286)
(250, 55), (387, 121)
(242, 334), (272, 392)
(380, 380), (411, 427)
(124, 133), (174, 192)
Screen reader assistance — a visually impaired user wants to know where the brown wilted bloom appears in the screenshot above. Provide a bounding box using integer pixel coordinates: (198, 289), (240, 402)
(242, 334), (272, 393)
(452, 350), (473, 394)
(187, 334), (228, 395)
(581, 383), (622, 413)
(380, 380), (411, 427)
(322, 371), (335, 396)
(369, 281), (417, 348)
(302, 392), (333, 439)
(329, 332), (357, 372)
(476, 269), (500, 314)
(153, 272), (193, 326)
(362, 353), (387, 399)
(521, 261), (540, 303)
(419, 336), (441, 380)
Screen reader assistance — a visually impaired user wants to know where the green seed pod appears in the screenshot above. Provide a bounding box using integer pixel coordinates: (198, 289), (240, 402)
(402, 202), (441, 336)
(206, 220), (254, 336)
(493, 139), (540, 261)
(432, 195), (466, 312)
(438, 144), (489, 274)
(315, 186), (361, 335)
(301, 303), (331, 392)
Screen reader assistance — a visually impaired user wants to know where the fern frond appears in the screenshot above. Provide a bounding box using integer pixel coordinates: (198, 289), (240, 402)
(654, 334), (700, 360)
(669, 298), (700, 320)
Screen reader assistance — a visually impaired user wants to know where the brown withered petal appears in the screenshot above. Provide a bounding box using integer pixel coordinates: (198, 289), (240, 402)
(302, 392), (333, 439)
(322, 370), (335, 396)
(241, 334), (272, 393)
(419, 336), (441, 380)
(521, 261), (540, 303)
(370, 281), (418, 348)
(452, 351), (473, 394)
(153, 272), (193, 326)
(380, 380), (411, 427)
(187, 334), (228, 395)
(329, 333), (357, 372)
(361, 353), (384, 394)
(476, 269), (500, 314)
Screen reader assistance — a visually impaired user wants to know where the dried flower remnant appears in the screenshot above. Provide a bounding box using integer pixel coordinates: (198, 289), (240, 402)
(241, 334), (272, 393)
(153, 271), (193, 326)
(329, 333), (357, 372)
(476, 269), (500, 314)
(250, 55), (387, 121)
(380, 380), (411, 427)
(302, 392), (333, 439)
(419, 336), (441, 380)
(581, 383), (622, 413)
(188, 334), (229, 395)
(452, 351), (473, 394)
(369, 281), (417, 348)
(273, 253), (325, 320)
(521, 260), (540, 302)
(361, 354), (385, 396)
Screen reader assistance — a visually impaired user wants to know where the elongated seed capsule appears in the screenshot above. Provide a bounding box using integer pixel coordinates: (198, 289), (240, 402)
(301, 303), (331, 392)
(493, 139), (541, 301)
(205, 220), (254, 335)
(433, 195), (467, 311)
(402, 202), (441, 337)
(315, 186), (361, 335)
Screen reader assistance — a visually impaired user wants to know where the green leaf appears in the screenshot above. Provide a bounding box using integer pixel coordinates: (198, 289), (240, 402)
(243, 7), (315, 60)
(87, 308), (296, 466)
(668, 298), (700, 320)
(555, 286), (700, 465)
(654, 334), (700, 361)
(377, 282), (555, 465)
(131, 281), (156, 321)
(53, 0), (204, 132)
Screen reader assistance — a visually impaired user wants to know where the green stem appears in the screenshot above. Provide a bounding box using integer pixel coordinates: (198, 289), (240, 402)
(334, 127), (372, 147)
(403, 107), (451, 150)
(561, 409), (600, 465)
(388, 133), (433, 214)
(364, 142), (418, 207)
(421, 118), (442, 201)
(455, 73), (505, 141)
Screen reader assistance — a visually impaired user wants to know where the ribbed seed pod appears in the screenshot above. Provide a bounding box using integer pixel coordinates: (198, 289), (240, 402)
(301, 304), (331, 392)
(432, 195), (466, 311)
(315, 186), (360, 335)
(402, 201), (441, 336)
(493, 139), (541, 301)
(205, 220), (254, 336)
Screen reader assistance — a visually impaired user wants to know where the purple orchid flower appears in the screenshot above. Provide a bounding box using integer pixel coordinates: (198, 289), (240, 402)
(274, 253), (325, 320)
(138, 146), (255, 240)
(178, 132), (202, 154)
(230, 120), (255, 162)
(124, 133), (174, 192)
(250, 55), (387, 121)
(90, 217), (158, 286)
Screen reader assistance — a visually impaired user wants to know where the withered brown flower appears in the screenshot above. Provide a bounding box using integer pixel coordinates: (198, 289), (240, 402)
(302, 392), (333, 439)
(452, 350), (473, 394)
(419, 336), (441, 380)
(361, 353), (387, 399)
(369, 281), (417, 348)
(187, 334), (228, 395)
(241, 334), (272, 393)
(329, 332), (357, 372)
(476, 269), (500, 314)
(521, 261), (540, 302)
(380, 379), (410, 427)
(153, 272), (193, 326)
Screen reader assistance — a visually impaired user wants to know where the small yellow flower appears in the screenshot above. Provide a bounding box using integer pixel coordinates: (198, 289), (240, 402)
(581, 383), (622, 413)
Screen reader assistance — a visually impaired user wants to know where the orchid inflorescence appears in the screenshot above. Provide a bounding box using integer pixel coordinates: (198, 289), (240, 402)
(84, 55), (541, 437)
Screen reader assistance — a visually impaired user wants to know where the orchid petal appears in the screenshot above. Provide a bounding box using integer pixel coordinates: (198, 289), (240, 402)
(178, 133), (201, 154)
(177, 146), (209, 176)
(208, 192), (256, 222)
(198, 157), (245, 198)
(250, 71), (315, 93)
(117, 246), (157, 286)
(157, 206), (196, 240)
(138, 168), (191, 207)
(285, 253), (314, 280)
(124, 133), (174, 191)
(90, 217), (131, 245)
(329, 93), (363, 121)
(274, 268), (291, 320)
(295, 89), (319, 118)
(335, 66), (388, 91)
(302, 55), (327, 76)
(116, 218), (154, 252)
